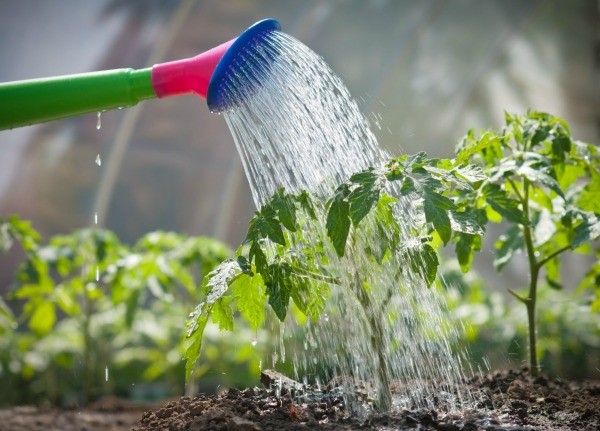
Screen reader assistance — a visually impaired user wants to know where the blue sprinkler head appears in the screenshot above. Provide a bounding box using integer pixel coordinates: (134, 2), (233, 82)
(206, 18), (281, 113)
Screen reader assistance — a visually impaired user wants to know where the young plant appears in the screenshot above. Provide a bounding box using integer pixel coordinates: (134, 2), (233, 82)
(450, 112), (600, 376)
(185, 156), (487, 410)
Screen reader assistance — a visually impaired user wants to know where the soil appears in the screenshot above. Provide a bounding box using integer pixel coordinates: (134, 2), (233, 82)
(0, 368), (598, 431)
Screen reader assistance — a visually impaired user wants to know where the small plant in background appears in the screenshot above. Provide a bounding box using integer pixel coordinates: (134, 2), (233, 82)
(0, 216), (237, 405)
(452, 112), (600, 376)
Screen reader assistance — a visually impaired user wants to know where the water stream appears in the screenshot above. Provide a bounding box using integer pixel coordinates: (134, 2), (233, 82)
(219, 31), (473, 413)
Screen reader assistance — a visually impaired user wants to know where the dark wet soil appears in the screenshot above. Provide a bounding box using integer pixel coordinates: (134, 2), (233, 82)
(0, 369), (598, 431)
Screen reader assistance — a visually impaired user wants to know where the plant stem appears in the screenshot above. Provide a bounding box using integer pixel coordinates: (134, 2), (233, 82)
(521, 180), (540, 377)
(537, 245), (571, 269)
(352, 273), (392, 411)
(82, 293), (92, 404)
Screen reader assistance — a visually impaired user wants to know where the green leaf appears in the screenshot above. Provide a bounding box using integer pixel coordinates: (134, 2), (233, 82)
(369, 194), (400, 262)
(454, 131), (500, 166)
(29, 301), (56, 335)
(455, 233), (477, 273)
(212, 298), (234, 331)
(516, 163), (563, 198)
(326, 185), (351, 257)
(420, 179), (455, 244)
(231, 273), (266, 329)
(494, 226), (524, 271)
(249, 242), (268, 275)
(551, 134), (571, 162)
(404, 241), (439, 287)
(483, 183), (528, 225)
(266, 263), (292, 321)
(545, 257), (562, 290)
(204, 259), (241, 304)
(297, 190), (317, 220)
(454, 164), (487, 183)
(125, 288), (141, 328)
(253, 206), (285, 246)
(54, 285), (80, 316)
(348, 169), (383, 226)
(0, 221), (13, 253)
(572, 213), (600, 249)
(8, 215), (41, 251)
(273, 189), (297, 232)
(449, 211), (484, 235)
(184, 314), (208, 381)
(287, 268), (329, 321)
(578, 173), (600, 213)
(401, 152), (429, 173)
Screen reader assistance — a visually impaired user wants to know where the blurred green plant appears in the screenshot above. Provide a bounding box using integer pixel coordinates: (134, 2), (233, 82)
(0, 217), (247, 405)
(451, 112), (600, 376)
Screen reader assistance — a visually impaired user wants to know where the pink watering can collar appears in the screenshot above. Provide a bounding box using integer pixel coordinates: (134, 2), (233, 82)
(151, 18), (281, 112)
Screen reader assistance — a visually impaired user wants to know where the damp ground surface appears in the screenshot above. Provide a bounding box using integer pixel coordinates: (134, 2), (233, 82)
(0, 369), (598, 431)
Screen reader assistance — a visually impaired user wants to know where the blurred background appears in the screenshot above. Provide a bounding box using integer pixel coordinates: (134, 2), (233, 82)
(0, 0), (599, 405)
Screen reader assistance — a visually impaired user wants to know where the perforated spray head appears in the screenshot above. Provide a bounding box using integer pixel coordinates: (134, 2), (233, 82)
(151, 18), (281, 113)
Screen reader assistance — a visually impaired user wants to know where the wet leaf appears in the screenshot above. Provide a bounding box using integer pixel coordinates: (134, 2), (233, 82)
(348, 169), (383, 226)
(232, 273), (266, 329)
(420, 179), (455, 244)
(455, 233), (478, 273)
(204, 259), (241, 305)
(403, 240), (438, 287)
(326, 185), (351, 257)
(449, 211), (484, 235)
(266, 263), (292, 321)
(572, 213), (600, 249)
(482, 183), (528, 225)
(212, 298), (234, 331)
(454, 132), (500, 166)
(494, 226), (523, 271)
(273, 189), (298, 232)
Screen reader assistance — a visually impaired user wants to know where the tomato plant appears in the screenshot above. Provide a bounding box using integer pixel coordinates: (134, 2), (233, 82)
(185, 112), (599, 410)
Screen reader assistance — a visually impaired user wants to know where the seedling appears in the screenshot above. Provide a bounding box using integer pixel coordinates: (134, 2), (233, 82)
(452, 112), (600, 376)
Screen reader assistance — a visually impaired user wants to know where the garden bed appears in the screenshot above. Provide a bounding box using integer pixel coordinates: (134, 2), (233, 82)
(0, 368), (597, 431)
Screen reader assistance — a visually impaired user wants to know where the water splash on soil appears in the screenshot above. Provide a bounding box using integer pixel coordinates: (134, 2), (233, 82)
(219, 30), (472, 412)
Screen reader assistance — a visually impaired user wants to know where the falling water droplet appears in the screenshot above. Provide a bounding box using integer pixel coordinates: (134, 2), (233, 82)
(259, 360), (262, 371)
(94, 212), (98, 225)
(95, 266), (100, 282)
(95, 154), (101, 166)
(251, 337), (257, 346)
(105, 366), (109, 382)
(96, 111), (102, 130)
(323, 313), (329, 322)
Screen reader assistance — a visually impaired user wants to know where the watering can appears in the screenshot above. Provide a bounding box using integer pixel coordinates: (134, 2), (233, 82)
(0, 19), (280, 131)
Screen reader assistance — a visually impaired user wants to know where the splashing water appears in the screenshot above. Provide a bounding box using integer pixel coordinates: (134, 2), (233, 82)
(220, 31), (472, 412)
